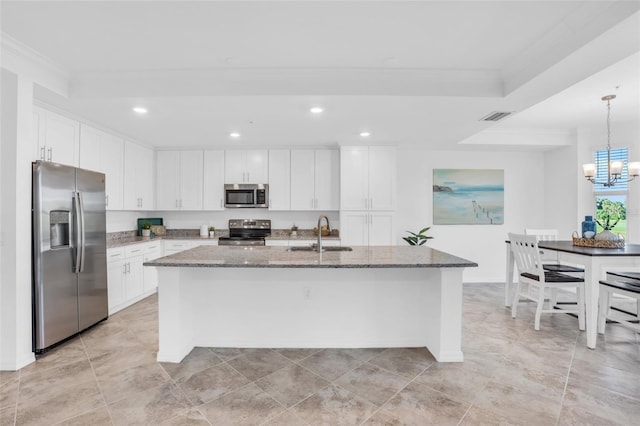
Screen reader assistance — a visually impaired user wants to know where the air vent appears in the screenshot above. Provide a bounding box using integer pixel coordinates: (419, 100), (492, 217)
(480, 111), (513, 122)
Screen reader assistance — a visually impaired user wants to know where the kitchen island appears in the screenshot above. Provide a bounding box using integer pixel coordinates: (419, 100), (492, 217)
(145, 245), (477, 363)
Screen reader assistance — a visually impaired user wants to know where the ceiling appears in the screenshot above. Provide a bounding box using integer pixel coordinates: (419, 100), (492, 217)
(2, 1), (639, 150)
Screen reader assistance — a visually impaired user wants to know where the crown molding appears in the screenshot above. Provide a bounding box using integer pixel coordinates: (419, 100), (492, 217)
(1, 32), (69, 97)
(70, 67), (503, 98)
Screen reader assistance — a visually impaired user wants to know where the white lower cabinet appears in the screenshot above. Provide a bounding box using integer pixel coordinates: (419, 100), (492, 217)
(142, 242), (162, 293)
(163, 240), (193, 255)
(340, 212), (395, 246)
(107, 241), (160, 315)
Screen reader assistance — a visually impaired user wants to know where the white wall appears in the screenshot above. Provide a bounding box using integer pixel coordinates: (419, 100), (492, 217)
(543, 134), (579, 238)
(0, 69), (36, 370)
(396, 148), (545, 282)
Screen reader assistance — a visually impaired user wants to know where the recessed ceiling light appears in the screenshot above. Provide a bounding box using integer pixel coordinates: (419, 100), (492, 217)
(229, 132), (241, 138)
(132, 107), (147, 114)
(360, 132), (371, 137)
(310, 107), (324, 114)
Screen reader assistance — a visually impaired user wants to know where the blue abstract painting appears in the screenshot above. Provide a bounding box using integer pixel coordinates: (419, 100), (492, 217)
(433, 169), (504, 225)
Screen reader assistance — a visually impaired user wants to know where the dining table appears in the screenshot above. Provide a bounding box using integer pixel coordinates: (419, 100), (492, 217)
(505, 240), (640, 349)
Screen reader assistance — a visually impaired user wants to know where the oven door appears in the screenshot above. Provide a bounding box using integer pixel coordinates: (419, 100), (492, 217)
(225, 188), (255, 207)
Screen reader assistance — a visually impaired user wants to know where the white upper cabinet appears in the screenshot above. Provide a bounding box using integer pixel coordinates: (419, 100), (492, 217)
(156, 150), (203, 210)
(340, 146), (396, 211)
(79, 124), (124, 210)
(314, 149), (340, 211)
(203, 150), (225, 210)
(224, 150), (268, 183)
(268, 149), (291, 211)
(123, 141), (155, 210)
(290, 149), (339, 211)
(33, 106), (79, 167)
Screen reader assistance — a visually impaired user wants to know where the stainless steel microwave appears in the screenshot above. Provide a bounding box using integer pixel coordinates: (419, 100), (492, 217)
(224, 184), (269, 208)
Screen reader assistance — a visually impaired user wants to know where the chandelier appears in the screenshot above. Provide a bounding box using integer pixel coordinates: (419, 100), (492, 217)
(582, 94), (640, 187)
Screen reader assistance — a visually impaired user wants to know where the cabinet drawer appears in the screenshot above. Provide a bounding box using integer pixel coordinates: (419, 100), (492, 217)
(124, 245), (145, 257)
(107, 247), (125, 262)
(142, 242), (162, 254)
(163, 241), (193, 252)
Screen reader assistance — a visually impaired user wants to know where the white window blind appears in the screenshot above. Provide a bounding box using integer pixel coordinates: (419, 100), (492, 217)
(593, 147), (629, 192)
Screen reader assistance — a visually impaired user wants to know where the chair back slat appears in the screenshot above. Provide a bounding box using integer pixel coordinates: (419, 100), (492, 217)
(509, 233), (545, 278)
(524, 228), (559, 241)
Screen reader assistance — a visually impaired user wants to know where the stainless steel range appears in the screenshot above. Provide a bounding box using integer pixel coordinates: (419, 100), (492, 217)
(218, 219), (271, 246)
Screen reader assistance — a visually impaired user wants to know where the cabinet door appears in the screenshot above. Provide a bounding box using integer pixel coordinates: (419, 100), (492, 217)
(81, 125), (124, 210)
(203, 150), (225, 210)
(43, 109), (80, 167)
(340, 147), (369, 210)
(369, 212), (395, 246)
(125, 255), (144, 300)
(315, 149), (339, 210)
(107, 259), (126, 313)
(101, 133), (124, 210)
(79, 124), (103, 172)
(137, 146), (155, 209)
(141, 242), (161, 292)
(268, 149), (290, 211)
(123, 141), (144, 210)
(224, 150), (246, 183)
(290, 150), (316, 210)
(156, 151), (180, 210)
(180, 150), (203, 210)
(340, 212), (369, 246)
(368, 147), (396, 211)
(245, 150), (269, 183)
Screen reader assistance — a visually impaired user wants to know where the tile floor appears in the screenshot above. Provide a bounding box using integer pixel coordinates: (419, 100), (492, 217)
(1, 283), (639, 425)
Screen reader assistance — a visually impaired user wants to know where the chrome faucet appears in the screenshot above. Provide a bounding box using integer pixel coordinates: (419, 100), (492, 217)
(316, 215), (331, 253)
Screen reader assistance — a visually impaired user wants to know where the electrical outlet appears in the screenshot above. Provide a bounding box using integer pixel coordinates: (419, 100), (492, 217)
(304, 287), (311, 300)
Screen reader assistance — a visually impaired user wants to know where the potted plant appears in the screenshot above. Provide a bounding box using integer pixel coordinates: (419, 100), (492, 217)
(141, 221), (152, 237)
(208, 226), (215, 238)
(403, 227), (433, 246)
(291, 224), (298, 237)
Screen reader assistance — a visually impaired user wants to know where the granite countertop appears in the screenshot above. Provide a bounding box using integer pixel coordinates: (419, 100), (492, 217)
(107, 230), (339, 249)
(144, 245), (477, 269)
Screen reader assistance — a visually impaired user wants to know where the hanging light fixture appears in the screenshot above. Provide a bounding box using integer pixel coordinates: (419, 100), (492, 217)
(582, 94), (640, 187)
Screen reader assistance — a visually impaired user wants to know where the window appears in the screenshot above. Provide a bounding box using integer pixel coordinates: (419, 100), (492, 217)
(593, 148), (628, 237)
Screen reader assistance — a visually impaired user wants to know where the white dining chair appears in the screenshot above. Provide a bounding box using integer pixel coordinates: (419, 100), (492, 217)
(598, 272), (640, 334)
(509, 233), (585, 331)
(524, 228), (585, 307)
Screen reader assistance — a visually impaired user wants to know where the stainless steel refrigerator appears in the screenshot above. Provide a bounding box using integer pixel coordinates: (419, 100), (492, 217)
(32, 161), (108, 353)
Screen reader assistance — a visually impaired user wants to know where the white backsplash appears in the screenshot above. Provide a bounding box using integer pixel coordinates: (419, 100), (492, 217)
(107, 210), (340, 232)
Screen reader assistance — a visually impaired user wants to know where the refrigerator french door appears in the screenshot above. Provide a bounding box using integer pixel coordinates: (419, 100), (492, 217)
(32, 161), (108, 352)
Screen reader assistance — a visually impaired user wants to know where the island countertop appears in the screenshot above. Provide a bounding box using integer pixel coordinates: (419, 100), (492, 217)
(144, 245), (477, 268)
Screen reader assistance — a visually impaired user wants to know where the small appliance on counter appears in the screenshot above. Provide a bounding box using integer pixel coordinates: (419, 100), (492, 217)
(218, 219), (271, 246)
(200, 225), (208, 236)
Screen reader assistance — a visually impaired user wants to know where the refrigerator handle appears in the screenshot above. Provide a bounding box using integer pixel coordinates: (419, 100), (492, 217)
(78, 192), (86, 273)
(72, 192), (82, 273)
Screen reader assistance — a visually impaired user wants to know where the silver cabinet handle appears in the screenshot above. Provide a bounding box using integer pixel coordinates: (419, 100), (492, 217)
(175, 199), (178, 208)
(40, 147), (46, 160)
(122, 264), (126, 274)
(140, 198), (143, 208)
(311, 199), (314, 209)
(220, 199), (223, 208)
(247, 172), (250, 182)
(105, 194), (109, 207)
(47, 148), (52, 162)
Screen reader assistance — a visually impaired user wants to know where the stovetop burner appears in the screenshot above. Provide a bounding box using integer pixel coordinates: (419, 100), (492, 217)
(218, 219), (271, 246)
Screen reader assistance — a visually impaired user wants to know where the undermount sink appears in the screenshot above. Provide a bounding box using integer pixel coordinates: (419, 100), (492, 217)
(287, 246), (353, 252)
